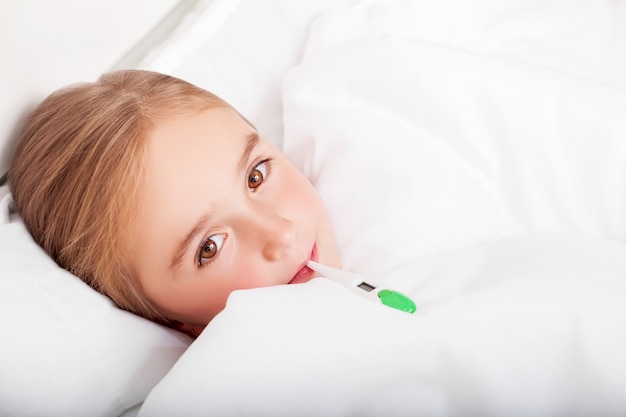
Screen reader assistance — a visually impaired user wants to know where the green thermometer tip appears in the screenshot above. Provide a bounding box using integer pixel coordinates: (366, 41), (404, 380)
(378, 289), (417, 313)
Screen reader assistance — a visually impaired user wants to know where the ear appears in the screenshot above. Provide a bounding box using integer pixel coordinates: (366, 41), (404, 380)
(171, 320), (204, 338)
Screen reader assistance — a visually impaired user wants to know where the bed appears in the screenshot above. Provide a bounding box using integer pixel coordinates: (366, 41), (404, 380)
(2, 0), (626, 416)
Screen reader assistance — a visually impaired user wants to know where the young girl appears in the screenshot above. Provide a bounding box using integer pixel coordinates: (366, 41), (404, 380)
(9, 70), (341, 336)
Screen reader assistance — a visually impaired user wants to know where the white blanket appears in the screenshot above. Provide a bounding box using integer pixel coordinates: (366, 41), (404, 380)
(139, 0), (626, 415)
(282, 3), (626, 276)
(140, 234), (626, 416)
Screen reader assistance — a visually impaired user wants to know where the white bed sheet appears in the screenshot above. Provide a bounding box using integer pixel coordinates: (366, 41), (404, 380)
(137, 0), (626, 415)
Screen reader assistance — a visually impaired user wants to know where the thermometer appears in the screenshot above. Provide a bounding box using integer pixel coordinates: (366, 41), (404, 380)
(307, 260), (416, 314)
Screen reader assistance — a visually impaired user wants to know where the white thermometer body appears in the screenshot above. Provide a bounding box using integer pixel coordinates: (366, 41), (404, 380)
(307, 261), (416, 314)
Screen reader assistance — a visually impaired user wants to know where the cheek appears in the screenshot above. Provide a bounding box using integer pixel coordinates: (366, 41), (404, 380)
(273, 168), (333, 240)
(279, 169), (321, 208)
(212, 249), (276, 292)
(280, 166), (341, 266)
(227, 261), (267, 289)
(161, 266), (264, 324)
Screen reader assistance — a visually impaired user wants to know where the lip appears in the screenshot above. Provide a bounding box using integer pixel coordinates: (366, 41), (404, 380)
(288, 244), (318, 285)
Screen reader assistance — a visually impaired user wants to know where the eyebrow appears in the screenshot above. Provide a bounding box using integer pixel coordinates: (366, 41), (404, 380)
(237, 132), (260, 176)
(169, 132), (260, 273)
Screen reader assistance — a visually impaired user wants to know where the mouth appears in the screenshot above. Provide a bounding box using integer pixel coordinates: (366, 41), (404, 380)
(288, 244), (318, 285)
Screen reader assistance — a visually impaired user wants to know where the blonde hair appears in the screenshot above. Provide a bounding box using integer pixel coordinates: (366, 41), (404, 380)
(10, 70), (233, 325)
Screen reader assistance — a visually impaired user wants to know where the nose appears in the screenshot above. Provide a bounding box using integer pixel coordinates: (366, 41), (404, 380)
(239, 208), (296, 261)
(262, 216), (296, 261)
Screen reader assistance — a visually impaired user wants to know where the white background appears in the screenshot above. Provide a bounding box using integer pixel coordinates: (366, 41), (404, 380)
(0, 0), (193, 175)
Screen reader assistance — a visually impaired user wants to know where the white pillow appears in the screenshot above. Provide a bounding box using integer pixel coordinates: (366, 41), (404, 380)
(0, 186), (191, 417)
(136, 0), (357, 148)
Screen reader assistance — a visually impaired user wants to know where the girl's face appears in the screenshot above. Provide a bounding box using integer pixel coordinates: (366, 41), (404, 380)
(127, 107), (341, 332)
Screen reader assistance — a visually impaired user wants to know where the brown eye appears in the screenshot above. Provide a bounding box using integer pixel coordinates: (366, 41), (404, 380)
(248, 161), (268, 191)
(198, 234), (225, 266)
(200, 240), (217, 259)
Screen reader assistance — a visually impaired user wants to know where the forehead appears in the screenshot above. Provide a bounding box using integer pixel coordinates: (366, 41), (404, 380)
(142, 105), (256, 208)
(147, 107), (252, 166)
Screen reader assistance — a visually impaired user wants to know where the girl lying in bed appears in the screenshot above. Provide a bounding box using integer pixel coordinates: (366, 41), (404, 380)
(9, 69), (342, 337)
